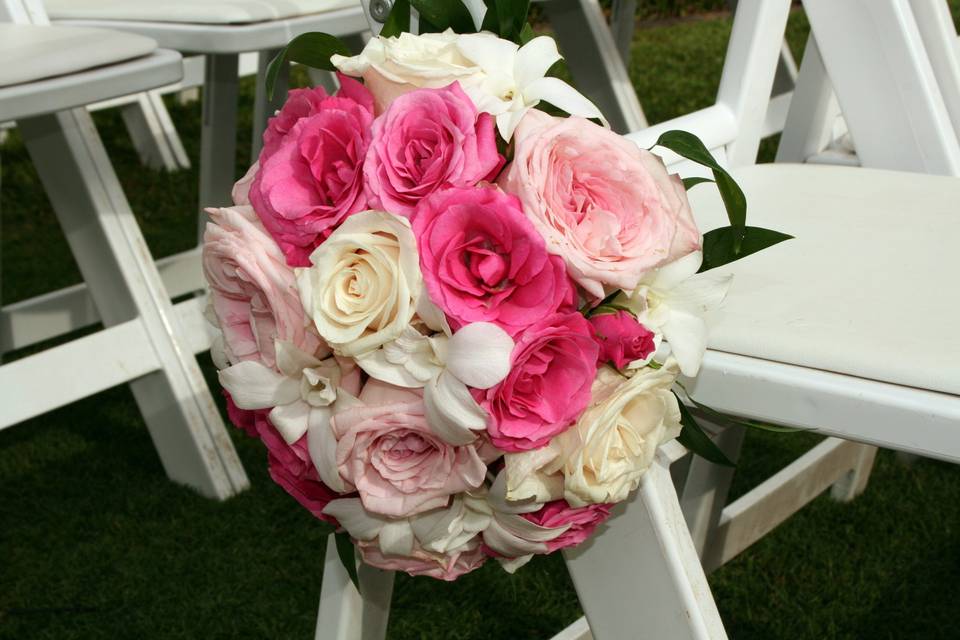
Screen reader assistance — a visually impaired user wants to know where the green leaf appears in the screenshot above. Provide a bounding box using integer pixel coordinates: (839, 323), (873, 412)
(518, 22), (536, 44)
(410, 0), (476, 32)
(682, 176), (713, 190)
(266, 33), (350, 99)
(494, 0), (531, 41)
(379, 0), (410, 37)
(653, 130), (747, 247)
(481, 0), (499, 32)
(699, 225), (793, 272)
(674, 392), (735, 467)
(334, 532), (361, 593)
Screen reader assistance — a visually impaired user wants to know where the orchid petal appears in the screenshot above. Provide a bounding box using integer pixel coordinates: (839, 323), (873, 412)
(496, 553), (535, 573)
(649, 250), (703, 291)
(218, 361), (299, 409)
(323, 498), (386, 540)
(514, 36), (562, 88)
(378, 519), (415, 556)
(274, 340), (322, 378)
(456, 33), (519, 76)
(355, 349), (430, 388)
(446, 322), (514, 389)
(667, 271), (732, 315)
(460, 0), (487, 29)
(307, 406), (346, 492)
(423, 371), (487, 445)
(416, 293), (451, 336)
(521, 77), (606, 125)
(269, 401), (311, 444)
(661, 309), (708, 377)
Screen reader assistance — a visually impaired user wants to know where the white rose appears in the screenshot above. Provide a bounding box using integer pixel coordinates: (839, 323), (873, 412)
(331, 31), (482, 114)
(559, 362), (683, 507)
(332, 30), (603, 140)
(297, 210), (420, 358)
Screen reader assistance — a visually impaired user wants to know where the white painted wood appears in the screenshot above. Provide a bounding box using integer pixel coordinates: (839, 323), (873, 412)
(715, 0), (792, 166)
(908, 0), (960, 139)
(802, 0), (960, 175)
(1, 248), (203, 353)
(11, 103), (248, 499)
(701, 438), (873, 572)
(550, 616), (592, 640)
(564, 450), (726, 640)
(543, 0), (648, 134)
(120, 91), (179, 170)
(250, 47), (287, 162)
(198, 52), (239, 231)
(317, 537), (396, 640)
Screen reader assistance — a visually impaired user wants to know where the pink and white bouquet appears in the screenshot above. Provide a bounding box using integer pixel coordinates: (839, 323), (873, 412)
(203, 2), (789, 582)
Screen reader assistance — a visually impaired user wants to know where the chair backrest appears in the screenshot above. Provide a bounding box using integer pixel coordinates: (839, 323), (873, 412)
(1, 0), (49, 24)
(800, 0), (960, 176)
(625, 0), (793, 176)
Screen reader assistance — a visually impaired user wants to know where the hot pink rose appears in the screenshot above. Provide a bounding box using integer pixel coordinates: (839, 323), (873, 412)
(357, 539), (486, 581)
(225, 391), (259, 438)
(412, 185), (575, 334)
(249, 76), (375, 266)
(589, 310), (656, 369)
(499, 111), (701, 299)
(364, 82), (503, 217)
(477, 312), (599, 451)
(203, 205), (319, 369)
(269, 453), (342, 525)
(331, 380), (487, 518)
(522, 501), (613, 553)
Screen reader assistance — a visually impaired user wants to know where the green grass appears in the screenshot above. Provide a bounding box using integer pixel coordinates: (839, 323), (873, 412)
(3, 8), (960, 639)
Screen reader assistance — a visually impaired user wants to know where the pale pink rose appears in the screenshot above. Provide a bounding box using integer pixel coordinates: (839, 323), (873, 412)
(331, 380), (488, 518)
(357, 539), (486, 581)
(203, 205), (319, 369)
(365, 83), (503, 217)
(249, 77), (375, 266)
(589, 310), (656, 369)
(412, 185), (575, 335)
(499, 111), (702, 299)
(477, 312), (599, 452)
(522, 500), (613, 553)
(232, 162), (257, 206)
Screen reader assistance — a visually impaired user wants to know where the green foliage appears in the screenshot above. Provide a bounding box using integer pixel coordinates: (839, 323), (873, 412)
(335, 531), (361, 592)
(265, 32), (350, 99)
(674, 392), (735, 467)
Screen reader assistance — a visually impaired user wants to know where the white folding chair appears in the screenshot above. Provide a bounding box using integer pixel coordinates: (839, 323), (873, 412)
(0, 0), (248, 500)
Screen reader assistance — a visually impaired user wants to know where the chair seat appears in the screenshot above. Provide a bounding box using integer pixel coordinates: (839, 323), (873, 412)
(0, 24), (157, 88)
(44, 0), (359, 25)
(689, 163), (960, 397)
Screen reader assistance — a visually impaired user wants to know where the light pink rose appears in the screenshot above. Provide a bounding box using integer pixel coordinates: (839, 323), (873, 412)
(203, 205), (319, 369)
(331, 380), (488, 518)
(249, 77), (375, 266)
(412, 185), (575, 335)
(477, 312), (599, 452)
(521, 500), (613, 553)
(365, 83), (503, 217)
(357, 539), (486, 581)
(589, 310), (656, 369)
(499, 111), (702, 299)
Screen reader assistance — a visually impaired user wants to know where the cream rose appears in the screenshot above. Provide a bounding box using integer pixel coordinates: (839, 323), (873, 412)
(297, 210), (420, 357)
(559, 362), (683, 507)
(331, 31), (481, 114)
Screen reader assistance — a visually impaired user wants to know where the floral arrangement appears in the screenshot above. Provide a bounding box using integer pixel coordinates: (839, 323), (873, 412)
(203, 0), (789, 582)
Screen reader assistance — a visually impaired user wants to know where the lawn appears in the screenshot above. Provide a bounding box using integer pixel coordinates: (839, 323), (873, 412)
(2, 7), (960, 640)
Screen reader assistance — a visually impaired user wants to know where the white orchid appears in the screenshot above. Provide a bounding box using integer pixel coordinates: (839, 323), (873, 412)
(455, 33), (607, 140)
(355, 313), (515, 446)
(323, 491), (492, 557)
(217, 340), (353, 492)
(617, 251), (732, 377)
(480, 471), (571, 573)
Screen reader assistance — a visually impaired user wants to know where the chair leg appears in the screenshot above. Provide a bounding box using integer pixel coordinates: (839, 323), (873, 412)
(199, 53), (239, 238)
(317, 537), (395, 640)
(120, 92), (179, 171)
(829, 443), (878, 502)
(679, 424), (746, 557)
(563, 451), (727, 640)
(251, 48), (289, 162)
(17, 108), (249, 500)
(543, 0), (648, 133)
(147, 90), (191, 170)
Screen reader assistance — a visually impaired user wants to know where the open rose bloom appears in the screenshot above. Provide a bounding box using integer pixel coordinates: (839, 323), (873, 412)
(201, 19), (767, 581)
